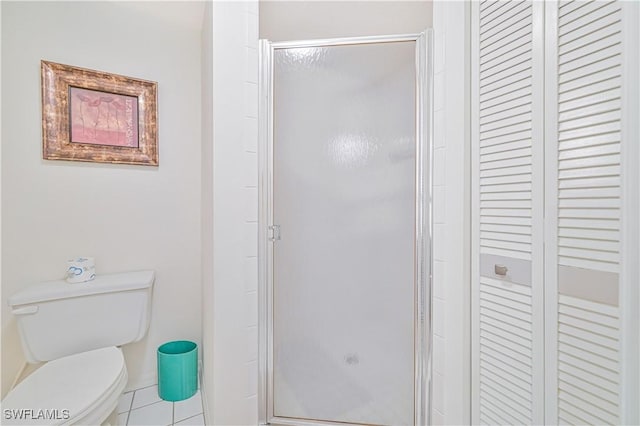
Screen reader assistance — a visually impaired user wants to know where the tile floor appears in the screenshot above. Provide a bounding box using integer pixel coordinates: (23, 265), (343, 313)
(117, 384), (205, 426)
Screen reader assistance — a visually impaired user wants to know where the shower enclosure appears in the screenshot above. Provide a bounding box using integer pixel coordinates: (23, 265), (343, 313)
(258, 33), (432, 426)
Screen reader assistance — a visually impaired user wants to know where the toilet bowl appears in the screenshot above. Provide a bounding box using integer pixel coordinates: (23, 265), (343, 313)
(2, 347), (127, 425)
(2, 270), (154, 426)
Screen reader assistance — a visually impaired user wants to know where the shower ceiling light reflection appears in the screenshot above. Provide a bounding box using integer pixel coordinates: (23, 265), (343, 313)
(283, 47), (325, 66)
(327, 133), (379, 167)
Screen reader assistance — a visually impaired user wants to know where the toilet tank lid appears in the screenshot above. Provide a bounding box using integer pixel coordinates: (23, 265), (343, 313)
(8, 270), (155, 307)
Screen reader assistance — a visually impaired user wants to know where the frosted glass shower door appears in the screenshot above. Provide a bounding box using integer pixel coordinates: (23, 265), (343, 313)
(266, 37), (428, 426)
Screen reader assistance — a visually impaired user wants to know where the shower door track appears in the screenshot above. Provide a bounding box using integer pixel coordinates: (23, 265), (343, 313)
(258, 32), (434, 426)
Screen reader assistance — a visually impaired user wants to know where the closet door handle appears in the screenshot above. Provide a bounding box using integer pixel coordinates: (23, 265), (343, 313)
(494, 264), (508, 276)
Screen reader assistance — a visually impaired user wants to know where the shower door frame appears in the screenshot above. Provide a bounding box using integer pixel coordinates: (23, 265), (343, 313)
(258, 32), (433, 426)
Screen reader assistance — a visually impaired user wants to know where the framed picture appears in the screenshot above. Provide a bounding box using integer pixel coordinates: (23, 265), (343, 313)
(41, 60), (158, 166)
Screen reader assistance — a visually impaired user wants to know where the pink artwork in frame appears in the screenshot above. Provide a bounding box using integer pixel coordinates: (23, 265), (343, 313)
(41, 60), (157, 166)
(69, 87), (139, 147)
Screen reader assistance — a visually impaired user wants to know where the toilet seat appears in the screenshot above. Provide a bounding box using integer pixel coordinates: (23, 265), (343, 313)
(2, 346), (128, 425)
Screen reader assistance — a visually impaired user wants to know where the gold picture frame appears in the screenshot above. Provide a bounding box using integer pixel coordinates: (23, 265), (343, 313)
(41, 60), (158, 166)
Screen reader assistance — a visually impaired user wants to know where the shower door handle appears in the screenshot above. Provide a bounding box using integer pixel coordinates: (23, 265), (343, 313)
(269, 225), (281, 242)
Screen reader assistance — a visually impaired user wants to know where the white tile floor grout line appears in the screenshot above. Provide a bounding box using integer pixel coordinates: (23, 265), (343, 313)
(120, 384), (204, 426)
(176, 413), (204, 424)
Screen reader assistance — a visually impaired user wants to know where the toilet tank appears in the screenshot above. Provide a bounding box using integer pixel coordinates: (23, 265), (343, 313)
(8, 270), (154, 363)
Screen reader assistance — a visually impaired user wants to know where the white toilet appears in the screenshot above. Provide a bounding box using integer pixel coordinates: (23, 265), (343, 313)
(2, 270), (154, 425)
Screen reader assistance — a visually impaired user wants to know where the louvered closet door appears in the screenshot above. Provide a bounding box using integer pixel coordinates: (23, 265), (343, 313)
(471, 1), (545, 424)
(546, 1), (624, 424)
(473, 1), (630, 424)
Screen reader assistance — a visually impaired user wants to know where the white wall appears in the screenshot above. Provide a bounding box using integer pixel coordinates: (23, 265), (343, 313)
(432, 1), (471, 425)
(200, 0), (215, 422)
(260, 0), (431, 41)
(202, 1), (259, 424)
(0, 0), (3, 403)
(1, 1), (203, 397)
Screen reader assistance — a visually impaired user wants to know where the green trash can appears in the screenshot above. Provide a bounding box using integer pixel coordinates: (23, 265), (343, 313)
(157, 340), (198, 402)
